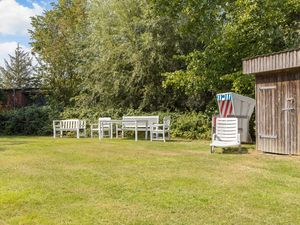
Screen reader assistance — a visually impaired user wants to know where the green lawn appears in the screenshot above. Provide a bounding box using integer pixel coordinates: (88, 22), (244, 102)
(0, 137), (300, 225)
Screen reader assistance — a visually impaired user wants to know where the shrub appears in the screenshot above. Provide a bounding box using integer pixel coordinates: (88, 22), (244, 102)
(0, 105), (58, 136)
(171, 112), (211, 139)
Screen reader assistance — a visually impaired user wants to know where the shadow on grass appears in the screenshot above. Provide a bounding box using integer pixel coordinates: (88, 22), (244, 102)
(222, 147), (249, 154)
(0, 141), (27, 146)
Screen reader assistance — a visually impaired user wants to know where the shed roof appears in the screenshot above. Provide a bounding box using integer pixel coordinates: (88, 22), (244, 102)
(243, 48), (300, 75)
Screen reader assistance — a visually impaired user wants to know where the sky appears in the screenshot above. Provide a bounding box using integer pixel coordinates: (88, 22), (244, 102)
(0, 0), (56, 66)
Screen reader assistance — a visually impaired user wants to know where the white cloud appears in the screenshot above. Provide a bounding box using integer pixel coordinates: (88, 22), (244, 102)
(0, 42), (32, 67)
(0, 0), (44, 36)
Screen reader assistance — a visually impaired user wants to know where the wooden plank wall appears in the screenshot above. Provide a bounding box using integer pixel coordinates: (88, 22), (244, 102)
(243, 49), (300, 74)
(256, 71), (300, 155)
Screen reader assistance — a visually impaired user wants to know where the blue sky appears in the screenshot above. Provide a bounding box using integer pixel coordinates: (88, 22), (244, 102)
(0, 0), (56, 66)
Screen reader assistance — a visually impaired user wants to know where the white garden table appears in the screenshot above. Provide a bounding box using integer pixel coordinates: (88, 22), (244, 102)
(99, 119), (149, 141)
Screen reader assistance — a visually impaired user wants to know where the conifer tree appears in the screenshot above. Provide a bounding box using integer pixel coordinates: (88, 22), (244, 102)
(0, 44), (34, 89)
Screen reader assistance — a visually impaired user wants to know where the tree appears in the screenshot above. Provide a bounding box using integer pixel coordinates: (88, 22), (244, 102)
(163, 0), (300, 113)
(0, 44), (35, 89)
(30, 0), (88, 108)
(76, 0), (190, 111)
(29, 0), (300, 113)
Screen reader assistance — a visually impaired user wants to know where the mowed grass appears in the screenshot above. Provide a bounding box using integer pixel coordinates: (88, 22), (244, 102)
(0, 137), (300, 225)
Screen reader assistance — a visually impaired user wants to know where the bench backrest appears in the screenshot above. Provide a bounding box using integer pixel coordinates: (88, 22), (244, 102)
(55, 119), (86, 129)
(215, 118), (238, 142)
(122, 116), (159, 127)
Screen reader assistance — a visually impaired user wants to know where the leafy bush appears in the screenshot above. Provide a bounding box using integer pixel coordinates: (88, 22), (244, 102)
(171, 112), (211, 139)
(0, 105), (58, 136)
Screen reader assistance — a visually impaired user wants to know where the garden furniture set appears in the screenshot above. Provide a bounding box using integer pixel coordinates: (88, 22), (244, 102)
(53, 116), (171, 142)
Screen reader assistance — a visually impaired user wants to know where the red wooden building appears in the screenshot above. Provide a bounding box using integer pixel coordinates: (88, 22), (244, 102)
(0, 88), (43, 110)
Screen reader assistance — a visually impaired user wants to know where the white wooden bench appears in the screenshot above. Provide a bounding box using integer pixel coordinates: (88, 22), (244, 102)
(53, 119), (86, 139)
(210, 118), (241, 153)
(116, 116), (159, 141)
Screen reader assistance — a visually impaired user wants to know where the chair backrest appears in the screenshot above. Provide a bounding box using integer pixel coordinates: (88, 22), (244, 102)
(163, 116), (171, 128)
(122, 116), (159, 127)
(79, 120), (86, 129)
(215, 118), (238, 142)
(98, 117), (111, 126)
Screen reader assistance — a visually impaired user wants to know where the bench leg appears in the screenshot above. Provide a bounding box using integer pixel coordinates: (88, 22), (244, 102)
(60, 130), (63, 138)
(77, 129), (80, 139)
(135, 124), (138, 142)
(210, 146), (215, 154)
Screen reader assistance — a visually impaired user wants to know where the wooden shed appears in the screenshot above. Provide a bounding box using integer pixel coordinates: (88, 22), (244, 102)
(243, 48), (300, 155)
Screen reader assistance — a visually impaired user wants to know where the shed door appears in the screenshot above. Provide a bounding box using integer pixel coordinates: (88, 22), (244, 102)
(282, 81), (297, 155)
(258, 86), (277, 140)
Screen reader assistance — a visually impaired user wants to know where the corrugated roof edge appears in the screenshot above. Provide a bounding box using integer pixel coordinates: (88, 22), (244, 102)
(242, 46), (300, 61)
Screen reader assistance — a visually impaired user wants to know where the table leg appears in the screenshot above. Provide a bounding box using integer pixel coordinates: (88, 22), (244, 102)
(99, 122), (102, 140)
(110, 123), (113, 139)
(116, 124), (118, 138)
(145, 122), (148, 140)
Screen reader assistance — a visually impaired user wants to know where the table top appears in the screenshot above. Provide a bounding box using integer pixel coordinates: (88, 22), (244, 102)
(99, 119), (149, 123)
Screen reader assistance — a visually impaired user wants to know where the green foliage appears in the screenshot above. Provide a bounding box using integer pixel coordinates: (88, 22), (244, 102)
(28, 0), (300, 139)
(0, 44), (36, 89)
(77, 0), (186, 111)
(163, 0), (300, 110)
(171, 112), (211, 139)
(0, 106), (58, 135)
(30, 0), (88, 108)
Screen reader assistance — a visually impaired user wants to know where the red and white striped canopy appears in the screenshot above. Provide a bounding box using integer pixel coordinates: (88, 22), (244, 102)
(217, 100), (233, 117)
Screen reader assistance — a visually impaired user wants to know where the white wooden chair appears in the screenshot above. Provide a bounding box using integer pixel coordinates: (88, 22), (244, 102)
(90, 117), (112, 138)
(150, 116), (171, 142)
(53, 119), (86, 139)
(210, 118), (241, 153)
